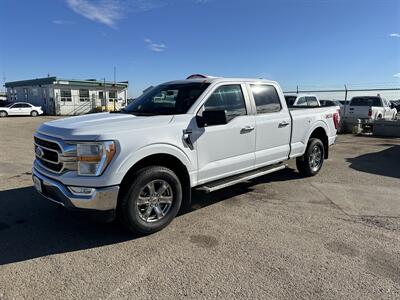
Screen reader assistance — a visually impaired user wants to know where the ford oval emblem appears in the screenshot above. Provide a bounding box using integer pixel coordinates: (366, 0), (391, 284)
(35, 146), (44, 158)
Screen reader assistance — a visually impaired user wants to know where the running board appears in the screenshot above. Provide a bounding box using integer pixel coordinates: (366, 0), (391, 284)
(196, 164), (287, 193)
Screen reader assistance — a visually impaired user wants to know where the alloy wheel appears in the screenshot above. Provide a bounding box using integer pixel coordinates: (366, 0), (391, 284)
(136, 180), (173, 223)
(309, 145), (322, 172)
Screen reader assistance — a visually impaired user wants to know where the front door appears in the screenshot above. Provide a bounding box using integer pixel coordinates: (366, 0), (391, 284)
(193, 84), (256, 184)
(8, 103), (22, 115)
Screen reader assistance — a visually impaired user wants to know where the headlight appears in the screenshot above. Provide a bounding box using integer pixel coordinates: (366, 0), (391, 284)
(76, 141), (116, 176)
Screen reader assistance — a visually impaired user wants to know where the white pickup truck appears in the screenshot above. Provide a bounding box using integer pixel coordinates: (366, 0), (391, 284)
(32, 76), (339, 234)
(284, 94), (321, 107)
(342, 96), (397, 125)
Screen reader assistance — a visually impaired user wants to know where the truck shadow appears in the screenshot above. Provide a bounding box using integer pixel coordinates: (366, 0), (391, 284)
(0, 169), (301, 266)
(347, 145), (400, 179)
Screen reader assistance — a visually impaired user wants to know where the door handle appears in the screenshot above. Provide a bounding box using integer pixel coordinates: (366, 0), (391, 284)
(241, 125), (255, 133)
(278, 121), (290, 128)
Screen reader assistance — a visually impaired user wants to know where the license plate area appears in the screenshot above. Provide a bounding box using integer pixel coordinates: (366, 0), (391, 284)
(33, 176), (42, 193)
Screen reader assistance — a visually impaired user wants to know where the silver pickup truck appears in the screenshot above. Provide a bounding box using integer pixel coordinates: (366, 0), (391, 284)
(32, 75), (339, 234)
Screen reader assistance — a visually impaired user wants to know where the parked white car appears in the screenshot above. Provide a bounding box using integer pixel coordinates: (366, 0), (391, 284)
(0, 102), (43, 117)
(342, 96), (397, 124)
(32, 76), (339, 234)
(284, 94), (321, 107)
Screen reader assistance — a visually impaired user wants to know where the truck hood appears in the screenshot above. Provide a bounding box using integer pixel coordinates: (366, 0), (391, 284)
(37, 112), (174, 140)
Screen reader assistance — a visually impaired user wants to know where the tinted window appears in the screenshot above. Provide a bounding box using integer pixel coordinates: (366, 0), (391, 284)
(307, 97), (319, 107)
(124, 82), (210, 115)
(296, 97), (307, 106)
(284, 96), (297, 107)
(22, 103), (31, 108)
(350, 97), (381, 106)
(204, 85), (246, 122)
(251, 85), (281, 114)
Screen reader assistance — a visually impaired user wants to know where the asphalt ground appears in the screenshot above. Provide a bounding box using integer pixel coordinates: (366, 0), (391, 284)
(0, 116), (399, 299)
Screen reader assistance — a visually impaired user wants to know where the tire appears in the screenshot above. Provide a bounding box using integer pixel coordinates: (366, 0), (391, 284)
(377, 114), (382, 120)
(296, 138), (325, 177)
(0, 111), (7, 118)
(31, 110), (38, 117)
(119, 166), (182, 234)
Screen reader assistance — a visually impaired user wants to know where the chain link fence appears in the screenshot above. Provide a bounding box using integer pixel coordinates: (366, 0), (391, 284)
(283, 84), (400, 103)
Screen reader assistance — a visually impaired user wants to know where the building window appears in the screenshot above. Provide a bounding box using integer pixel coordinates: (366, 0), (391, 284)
(79, 89), (90, 102)
(60, 89), (72, 102)
(23, 88), (28, 100)
(109, 91), (117, 102)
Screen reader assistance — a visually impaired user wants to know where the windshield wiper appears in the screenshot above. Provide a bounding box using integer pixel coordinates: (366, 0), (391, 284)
(128, 111), (157, 116)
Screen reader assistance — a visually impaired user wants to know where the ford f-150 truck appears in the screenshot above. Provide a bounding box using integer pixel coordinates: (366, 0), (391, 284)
(32, 76), (339, 234)
(342, 96), (397, 125)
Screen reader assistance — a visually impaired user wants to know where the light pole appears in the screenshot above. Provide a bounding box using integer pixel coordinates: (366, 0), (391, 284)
(103, 78), (108, 112)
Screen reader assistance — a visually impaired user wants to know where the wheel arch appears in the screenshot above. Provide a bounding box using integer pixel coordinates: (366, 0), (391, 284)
(307, 126), (329, 159)
(118, 153), (192, 210)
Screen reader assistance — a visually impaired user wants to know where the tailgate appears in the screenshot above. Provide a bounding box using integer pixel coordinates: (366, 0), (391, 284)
(347, 106), (370, 120)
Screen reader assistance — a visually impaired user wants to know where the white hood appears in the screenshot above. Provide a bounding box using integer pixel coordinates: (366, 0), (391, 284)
(37, 112), (174, 140)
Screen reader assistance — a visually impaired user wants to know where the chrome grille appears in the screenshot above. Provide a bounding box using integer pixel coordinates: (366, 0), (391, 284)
(34, 135), (77, 174)
(34, 137), (61, 151)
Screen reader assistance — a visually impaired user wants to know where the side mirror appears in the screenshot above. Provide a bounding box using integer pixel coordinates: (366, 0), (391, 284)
(199, 110), (228, 127)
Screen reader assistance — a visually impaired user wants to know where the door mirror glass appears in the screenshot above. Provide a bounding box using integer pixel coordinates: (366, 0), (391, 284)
(200, 110), (228, 127)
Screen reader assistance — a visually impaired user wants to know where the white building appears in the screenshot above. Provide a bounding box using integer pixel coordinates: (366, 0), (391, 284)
(4, 77), (129, 115)
(0, 92), (6, 102)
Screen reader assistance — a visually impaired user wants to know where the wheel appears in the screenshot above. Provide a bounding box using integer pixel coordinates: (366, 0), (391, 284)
(393, 113), (398, 120)
(119, 166), (182, 234)
(377, 114), (382, 120)
(296, 138), (324, 177)
(31, 110), (38, 117)
(0, 111), (7, 118)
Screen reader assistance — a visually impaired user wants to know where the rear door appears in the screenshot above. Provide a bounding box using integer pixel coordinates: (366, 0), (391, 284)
(194, 83), (256, 183)
(21, 103), (32, 115)
(382, 98), (392, 120)
(248, 84), (291, 168)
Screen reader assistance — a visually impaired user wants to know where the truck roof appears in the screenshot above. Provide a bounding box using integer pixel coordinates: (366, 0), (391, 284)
(164, 77), (279, 86)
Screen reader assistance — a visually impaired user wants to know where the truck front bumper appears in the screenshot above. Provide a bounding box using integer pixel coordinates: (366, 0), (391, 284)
(32, 168), (119, 211)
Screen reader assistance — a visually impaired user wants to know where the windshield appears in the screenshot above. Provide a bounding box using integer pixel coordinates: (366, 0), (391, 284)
(5, 103), (13, 107)
(122, 82), (210, 115)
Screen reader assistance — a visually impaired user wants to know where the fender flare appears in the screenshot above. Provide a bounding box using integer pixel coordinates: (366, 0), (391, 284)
(304, 120), (329, 145)
(116, 143), (194, 177)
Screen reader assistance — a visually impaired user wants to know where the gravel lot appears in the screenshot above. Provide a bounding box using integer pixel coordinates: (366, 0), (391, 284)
(0, 116), (399, 299)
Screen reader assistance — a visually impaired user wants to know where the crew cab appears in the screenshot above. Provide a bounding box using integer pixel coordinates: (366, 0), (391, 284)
(32, 76), (339, 234)
(284, 94), (321, 107)
(342, 96), (397, 125)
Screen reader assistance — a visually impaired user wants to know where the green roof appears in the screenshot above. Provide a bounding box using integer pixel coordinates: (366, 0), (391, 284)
(5, 77), (128, 88)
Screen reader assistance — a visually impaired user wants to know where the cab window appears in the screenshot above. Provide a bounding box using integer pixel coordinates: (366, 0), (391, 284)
(306, 97), (319, 107)
(251, 85), (281, 114)
(203, 85), (247, 122)
(296, 97), (307, 106)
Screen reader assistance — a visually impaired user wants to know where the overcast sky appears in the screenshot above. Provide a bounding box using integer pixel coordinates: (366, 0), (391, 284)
(0, 0), (399, 97)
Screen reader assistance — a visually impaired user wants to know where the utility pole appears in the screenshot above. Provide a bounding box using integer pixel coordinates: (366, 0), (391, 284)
(113, 66), (116, 112)
(2, 72), (6, 93)
(104, 78), (107, 112)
